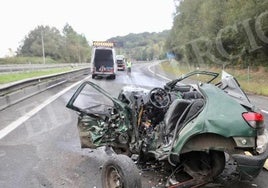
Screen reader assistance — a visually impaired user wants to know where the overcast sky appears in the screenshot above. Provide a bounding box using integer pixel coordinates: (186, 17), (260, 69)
(0, 0), (175, 57)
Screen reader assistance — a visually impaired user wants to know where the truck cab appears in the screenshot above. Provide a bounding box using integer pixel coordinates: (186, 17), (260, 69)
(116, 55), (125, 71)
(91, 41), (117, 79)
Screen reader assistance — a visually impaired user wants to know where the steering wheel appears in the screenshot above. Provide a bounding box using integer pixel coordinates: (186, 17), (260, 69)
(149, 87), (170, 109)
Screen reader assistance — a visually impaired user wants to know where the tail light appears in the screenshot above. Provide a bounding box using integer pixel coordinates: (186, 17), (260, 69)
(242, 112), (264, 129)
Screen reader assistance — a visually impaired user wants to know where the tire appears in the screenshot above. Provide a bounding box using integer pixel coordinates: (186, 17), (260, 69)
(92, 74), (96, 79)
(101, 154), (142, 188)
(111, 74), (116, 79)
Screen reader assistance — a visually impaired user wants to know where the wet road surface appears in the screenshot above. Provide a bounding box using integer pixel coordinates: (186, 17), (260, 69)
(0, 62), (268, 188)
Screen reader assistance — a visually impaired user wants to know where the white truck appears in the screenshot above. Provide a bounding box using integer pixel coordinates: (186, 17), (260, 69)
(91, 41), (117, 79)
(116, 55), (126, 71)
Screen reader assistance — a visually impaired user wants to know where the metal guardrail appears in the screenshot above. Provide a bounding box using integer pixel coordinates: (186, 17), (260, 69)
(0, 67), (90, 111)
(0, 63), (87, 73)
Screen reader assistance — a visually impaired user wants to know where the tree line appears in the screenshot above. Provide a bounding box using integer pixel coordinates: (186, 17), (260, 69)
(13, 0), (268, 68)
(165, 0), (268, 68)
(16, 24), (91, 63)
(15, 24), (168, 63)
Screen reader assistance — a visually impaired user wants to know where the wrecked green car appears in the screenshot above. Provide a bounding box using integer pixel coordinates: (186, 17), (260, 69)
(67, 71), (268, 187)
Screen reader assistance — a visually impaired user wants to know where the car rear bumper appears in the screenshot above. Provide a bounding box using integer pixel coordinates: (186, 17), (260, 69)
(232, 147), (268, 181)
(93, 71), (115, 76)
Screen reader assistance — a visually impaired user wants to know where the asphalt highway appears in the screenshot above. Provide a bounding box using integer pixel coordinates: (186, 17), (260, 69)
(0, 62), (267, 188)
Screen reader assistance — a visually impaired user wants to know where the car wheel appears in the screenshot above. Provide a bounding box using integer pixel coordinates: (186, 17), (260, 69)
(92, 74), (96, 79)
(182, 150), (225, 179)
(101, 154), (142, 188)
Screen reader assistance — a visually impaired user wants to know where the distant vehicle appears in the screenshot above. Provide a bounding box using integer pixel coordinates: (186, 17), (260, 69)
(91, 41), (117, 79)
(116, 55), (125, 71)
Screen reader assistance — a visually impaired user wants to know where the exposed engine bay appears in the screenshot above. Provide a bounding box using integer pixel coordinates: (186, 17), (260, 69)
(115, 85), (204, 156)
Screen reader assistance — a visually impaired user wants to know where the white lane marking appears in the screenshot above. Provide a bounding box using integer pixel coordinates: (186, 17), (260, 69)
(262, 110), (268, 114)
(148, 62), (268, 115)
(148, 63), (171, 81)
(0, 76), (91, 140)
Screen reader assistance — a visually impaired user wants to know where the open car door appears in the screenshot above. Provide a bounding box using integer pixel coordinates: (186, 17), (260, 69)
(66, 81), (129, 149)
(66, 81), (123, 118)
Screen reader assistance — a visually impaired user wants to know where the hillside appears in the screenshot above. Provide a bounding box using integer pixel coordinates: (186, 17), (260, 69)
(108, 30), (170, 61)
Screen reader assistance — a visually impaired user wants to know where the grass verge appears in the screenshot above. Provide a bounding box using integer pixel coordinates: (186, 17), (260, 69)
(0, 67), (75, 84)
(159, 60), (268, 96)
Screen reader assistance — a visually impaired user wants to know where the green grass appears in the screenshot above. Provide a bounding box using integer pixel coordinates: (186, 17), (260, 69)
(0, 68), (75, 84)
(159, 60), (268, 96)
